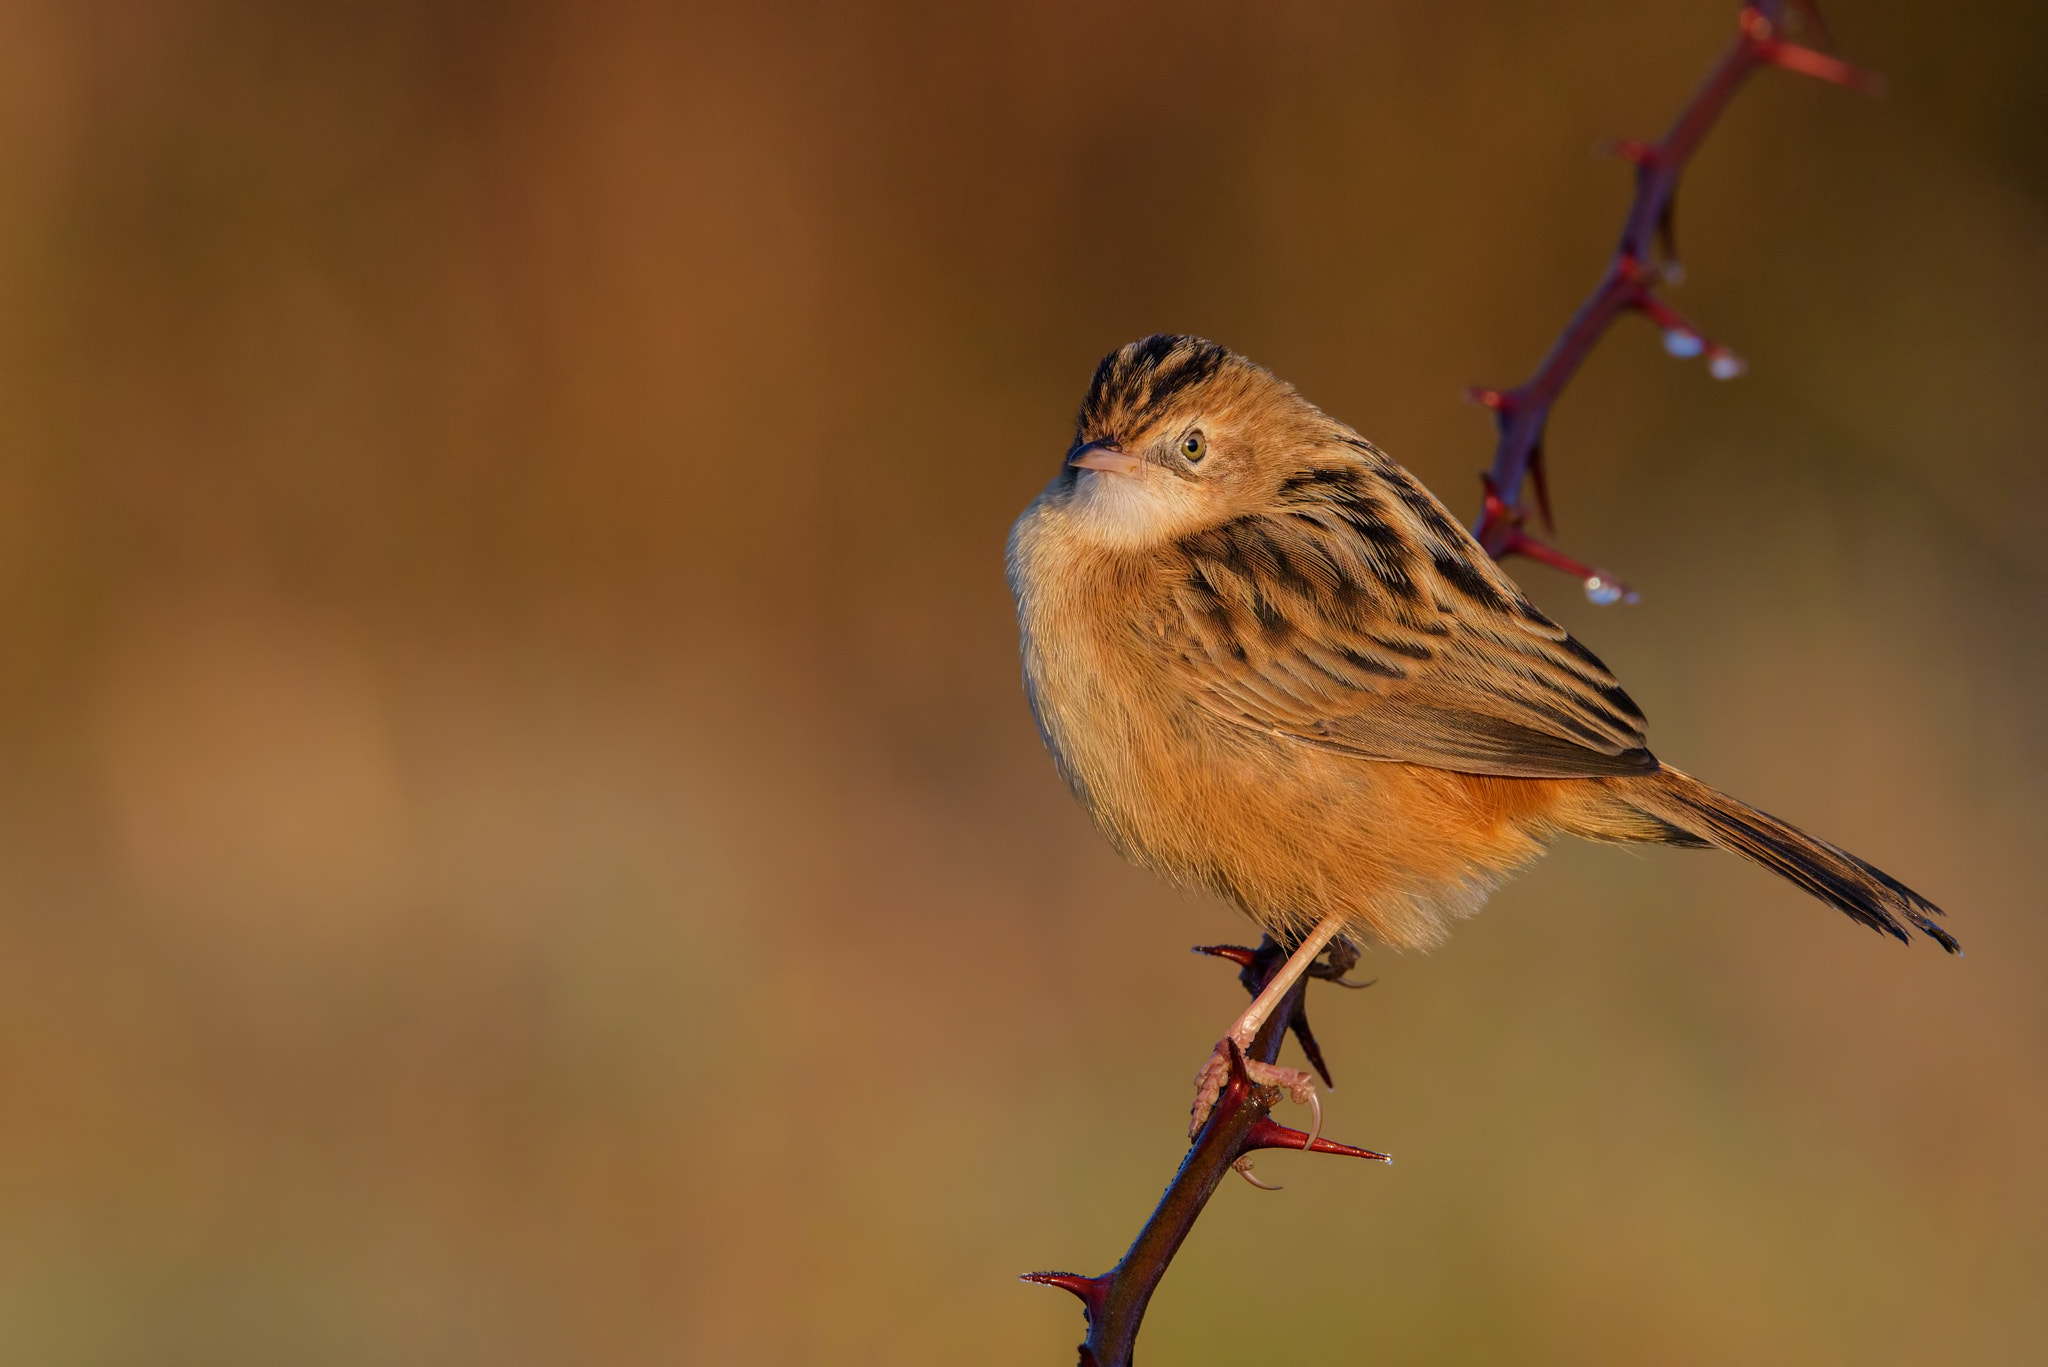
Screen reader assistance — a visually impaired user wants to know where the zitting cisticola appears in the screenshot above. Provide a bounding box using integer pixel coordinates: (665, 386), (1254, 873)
(1006, 335), (1957, 1136)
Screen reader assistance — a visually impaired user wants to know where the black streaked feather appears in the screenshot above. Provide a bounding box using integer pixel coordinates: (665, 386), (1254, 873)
(1078, 334), (1233, 441)
(1163, 450), (1656, 780)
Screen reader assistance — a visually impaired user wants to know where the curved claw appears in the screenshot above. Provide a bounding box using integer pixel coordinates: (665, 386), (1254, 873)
(1328, 976), (1377, 990)
(1301, 1087), (1323, 1154)
(1232, 1155), (1283, 1192)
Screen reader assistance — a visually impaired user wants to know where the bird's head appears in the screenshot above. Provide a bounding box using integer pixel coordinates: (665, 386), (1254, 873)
(1051, 334), (1337, 550)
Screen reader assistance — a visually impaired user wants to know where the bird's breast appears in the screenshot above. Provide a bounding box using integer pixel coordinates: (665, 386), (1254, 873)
(1009, 506), (1270, 867)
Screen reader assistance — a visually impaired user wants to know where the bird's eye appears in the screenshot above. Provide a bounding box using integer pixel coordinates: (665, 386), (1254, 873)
(1180, 430), (1207, 464)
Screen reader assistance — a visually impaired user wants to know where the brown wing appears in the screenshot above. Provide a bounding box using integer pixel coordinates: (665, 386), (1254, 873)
(1163, 453), (1655, 779)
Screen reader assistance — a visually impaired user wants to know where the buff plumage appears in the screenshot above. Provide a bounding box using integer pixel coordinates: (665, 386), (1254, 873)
(1008, 335), (1956, 957)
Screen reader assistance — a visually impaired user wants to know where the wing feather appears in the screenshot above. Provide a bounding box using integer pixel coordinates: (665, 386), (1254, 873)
(1163, 453), (1655, 779)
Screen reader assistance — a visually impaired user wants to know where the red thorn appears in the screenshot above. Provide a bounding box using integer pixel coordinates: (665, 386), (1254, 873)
(1243, 1117), (1392, 1163)
(1020, 1271), (1109, 1311)
(1631, 292), (1737, 377)
(1191, 943), (1260, 970)
(1473, 471), (1521, 558)
(1740, 8), (1883, 93)
(1528, 439), (1555, 535)
(1632, 289), (1692, 336)
(1656, 199), (1680, 270)
(1608, 137), (1659, 166)
(1288, 1002), (1334, 1090)
(1763, 40), (1884, 93)
(1480, 505), (1639, 604)
(1495, 526), (1589, 578)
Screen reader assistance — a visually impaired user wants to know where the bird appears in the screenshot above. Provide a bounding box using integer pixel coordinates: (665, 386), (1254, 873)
(1006, 334), (1958, 1143)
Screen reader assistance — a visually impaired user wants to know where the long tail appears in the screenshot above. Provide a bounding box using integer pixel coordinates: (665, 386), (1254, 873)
(1593, 765), (1960, 954)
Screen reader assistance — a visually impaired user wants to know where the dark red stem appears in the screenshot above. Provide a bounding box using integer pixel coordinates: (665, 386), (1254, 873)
(1471, 2), (1879, 597)
(1022, 938), (1386, 1367)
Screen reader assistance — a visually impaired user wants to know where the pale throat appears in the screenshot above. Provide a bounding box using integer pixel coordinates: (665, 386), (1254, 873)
(1065, 468), (1213, 550)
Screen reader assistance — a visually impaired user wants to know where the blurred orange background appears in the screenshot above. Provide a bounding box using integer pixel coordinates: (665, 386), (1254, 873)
(2, 1), (2044, 1362)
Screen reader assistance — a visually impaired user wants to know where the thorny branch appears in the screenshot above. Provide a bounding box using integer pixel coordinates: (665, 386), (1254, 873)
(1468, 2), (1880, 603)
(1023, 6), (1878, 1364)
(1022, 937), (1387, 1367)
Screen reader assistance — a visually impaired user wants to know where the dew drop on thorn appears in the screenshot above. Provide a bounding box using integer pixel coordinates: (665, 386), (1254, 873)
(1662, 329), (1704, 359)
(1584, 575), (1625, 606)
(1709, 352), (1746, 380)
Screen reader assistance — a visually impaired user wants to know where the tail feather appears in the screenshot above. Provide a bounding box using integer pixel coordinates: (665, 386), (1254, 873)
(1614, 766), (1960, 954)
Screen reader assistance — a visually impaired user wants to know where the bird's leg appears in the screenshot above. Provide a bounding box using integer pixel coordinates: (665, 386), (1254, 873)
(1189, 916), (1346, 1141)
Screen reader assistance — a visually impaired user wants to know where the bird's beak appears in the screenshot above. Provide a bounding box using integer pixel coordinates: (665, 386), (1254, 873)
(1068, 442), (1143, 476)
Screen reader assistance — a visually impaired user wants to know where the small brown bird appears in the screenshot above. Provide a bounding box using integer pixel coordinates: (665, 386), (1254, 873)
(1008, 335), (1957, 1137)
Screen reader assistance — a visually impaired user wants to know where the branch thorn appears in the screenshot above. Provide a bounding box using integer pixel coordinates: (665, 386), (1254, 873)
(1741, 7), (1884, 93)
(1191, 943), (1260, 970)
(1606, 137), (1659, 167)
(1636, 292), (1742, 381)
(1655, 200), (1682, 277)
(1021, 1271), (1110, 1313)
(1244, 1116), (1392, 1163)
(1528, 438), (1555, 534)
(1480, 481), (1639, 605)
(1289, 999), (1335, 1089)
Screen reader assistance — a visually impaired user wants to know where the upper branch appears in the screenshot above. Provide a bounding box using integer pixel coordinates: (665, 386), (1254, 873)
(1468, 2), (1881, 603)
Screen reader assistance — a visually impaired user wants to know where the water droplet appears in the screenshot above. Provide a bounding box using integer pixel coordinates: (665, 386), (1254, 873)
(1708, 351), (1747, 380)
(1660, 261), (1687, 286)
(1662, 329), (1703, 359)
(1584, 575), (1626, 606)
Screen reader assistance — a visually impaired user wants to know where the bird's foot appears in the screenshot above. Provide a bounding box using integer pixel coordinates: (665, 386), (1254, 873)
(1188, 1040), (1322, 1145)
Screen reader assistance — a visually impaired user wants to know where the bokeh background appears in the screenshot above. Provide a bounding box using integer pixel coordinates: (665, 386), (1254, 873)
(2, 1), (2045, 1362)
